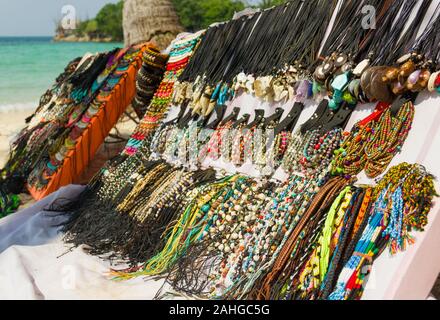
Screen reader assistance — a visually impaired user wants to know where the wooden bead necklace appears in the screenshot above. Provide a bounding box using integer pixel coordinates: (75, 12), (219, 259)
(331, 101), (415, 179)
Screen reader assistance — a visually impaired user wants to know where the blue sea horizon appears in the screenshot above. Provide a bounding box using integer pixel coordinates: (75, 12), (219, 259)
(0, 36), (122, 112)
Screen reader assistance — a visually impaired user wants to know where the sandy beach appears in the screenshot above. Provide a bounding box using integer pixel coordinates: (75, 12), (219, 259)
(0, 109), (31, 167)
(0, 109), (35, 208)
(0, 108), (137, 168)
(0, 107), (136, 208)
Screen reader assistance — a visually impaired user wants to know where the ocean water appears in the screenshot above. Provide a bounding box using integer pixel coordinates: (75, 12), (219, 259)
(0, 37), (123, 112)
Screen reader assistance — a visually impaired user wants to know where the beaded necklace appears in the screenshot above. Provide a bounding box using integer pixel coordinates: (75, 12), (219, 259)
(115, 162), (174, 214)
(132, 46), (168, 118)
(331, 101), (415, 179)
(124, 33), (202, 157)
(116, 168), (217, 264)
(199, 120), (234, 163)
(204, 180), (274, 296)
(110, 175), (241, 279)
(0, 187), (20, 217)
(97, 144), (152, 203)
(250, 176), (348, 300)
(221, 176), (323, 300)
(329, 163), (437, 300)
(283, 128), (343, 180)
(282, 130), (313, 173)
(149, 123), (173, 159)
(253, 122), (277, 176)
(161, 124), (184, 163)
(230, 123), (248, 166)
(1, 58), (80, 190)
(268, 130), (291, 172)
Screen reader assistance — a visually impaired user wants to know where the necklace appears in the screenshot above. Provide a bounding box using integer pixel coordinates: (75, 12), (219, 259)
(283, 128), (343, 179)
(329, 163), (437, 300)
(331, 101), (415, 179)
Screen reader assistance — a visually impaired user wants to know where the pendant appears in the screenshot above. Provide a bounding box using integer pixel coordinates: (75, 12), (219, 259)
(322, 61), (334, 75)
(369, 67), (394, 103)
(334, 53), (348, 68)
(399, 60), (416, 77)
(348, 79), (360, 98)
(396, 53), (412, 64)
(428, 71), (440, 92)
(353, 59), (370, 76)
(407, 70), (421, 85)
(382, 67), (399, 83)
(331, 72), (350, 91)
(314, 65), (326, 81)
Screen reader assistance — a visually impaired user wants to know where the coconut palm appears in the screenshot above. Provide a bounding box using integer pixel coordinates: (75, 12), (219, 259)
(123, 0), (184, 49)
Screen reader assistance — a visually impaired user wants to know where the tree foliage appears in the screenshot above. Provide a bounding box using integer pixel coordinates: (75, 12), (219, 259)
(172, 0), (245, 31)
(95, 1), (124, 40)
(172, 0), (289, 31)
(71, 1), (123, 41)
(66, 0), (289, 41)
(255, 0), (287, 9)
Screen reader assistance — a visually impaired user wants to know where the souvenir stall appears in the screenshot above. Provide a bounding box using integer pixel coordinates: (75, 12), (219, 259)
(0, 0), (440, 300)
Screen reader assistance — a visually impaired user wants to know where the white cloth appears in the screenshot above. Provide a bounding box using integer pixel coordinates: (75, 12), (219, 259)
(0, 185), (167, 300)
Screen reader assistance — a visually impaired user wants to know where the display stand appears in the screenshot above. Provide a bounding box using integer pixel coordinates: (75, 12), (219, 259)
(27, 55), (143, 200)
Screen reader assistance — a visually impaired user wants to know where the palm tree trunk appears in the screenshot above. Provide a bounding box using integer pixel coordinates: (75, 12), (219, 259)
(123, 0), (184, 49)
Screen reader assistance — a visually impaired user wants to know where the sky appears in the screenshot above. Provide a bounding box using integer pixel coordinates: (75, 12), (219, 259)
(0, 0), (119, 36)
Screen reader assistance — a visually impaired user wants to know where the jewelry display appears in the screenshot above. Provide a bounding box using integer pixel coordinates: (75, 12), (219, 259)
(22, 0), (439, 302)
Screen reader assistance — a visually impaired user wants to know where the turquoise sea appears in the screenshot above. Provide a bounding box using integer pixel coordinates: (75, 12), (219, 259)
(0, 37), (123, 111)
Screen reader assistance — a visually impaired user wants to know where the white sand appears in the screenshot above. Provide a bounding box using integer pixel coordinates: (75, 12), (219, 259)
(0, 109), (35, 208)
(0, 108), (137, 208)
(0, 108), (137, 168)
(0, 109), (32, 167)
